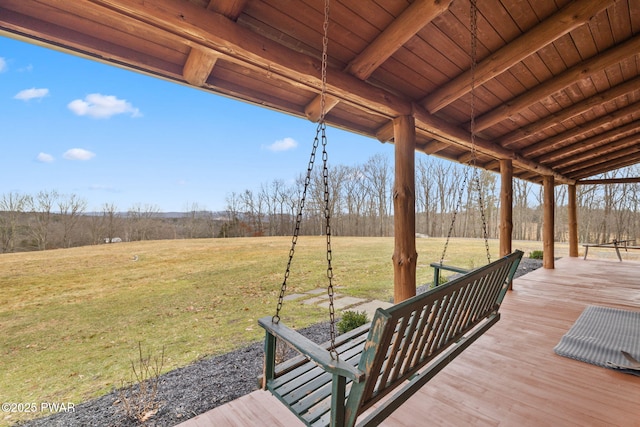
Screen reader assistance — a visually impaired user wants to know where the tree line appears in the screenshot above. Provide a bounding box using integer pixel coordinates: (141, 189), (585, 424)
(1, 155), (639, 253)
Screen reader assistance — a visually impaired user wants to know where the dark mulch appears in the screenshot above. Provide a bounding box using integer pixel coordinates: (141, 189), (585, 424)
(18, 258), (541, 427)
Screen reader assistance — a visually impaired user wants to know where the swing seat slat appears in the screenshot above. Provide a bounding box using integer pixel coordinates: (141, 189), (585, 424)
(260, 250), (523, 427)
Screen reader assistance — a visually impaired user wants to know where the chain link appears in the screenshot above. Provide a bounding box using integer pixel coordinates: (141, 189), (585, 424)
(273, 0), (338, 360)
(440, 0), (491, 266)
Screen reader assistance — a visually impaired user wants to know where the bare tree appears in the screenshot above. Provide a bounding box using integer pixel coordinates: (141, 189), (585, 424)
(29, 190), (59, 250)
(57, 193), (87, 248)
(363, 154), (391, 236)
(127, 203), (160, 241)
(0, 192), (30, 253)
(102, 202), (122, 243)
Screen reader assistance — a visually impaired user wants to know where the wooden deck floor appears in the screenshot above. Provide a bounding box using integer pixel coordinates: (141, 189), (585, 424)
(179, 257), (640, 427)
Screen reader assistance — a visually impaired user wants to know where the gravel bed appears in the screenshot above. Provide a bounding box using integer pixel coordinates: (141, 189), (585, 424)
(19, 258), (541, 427)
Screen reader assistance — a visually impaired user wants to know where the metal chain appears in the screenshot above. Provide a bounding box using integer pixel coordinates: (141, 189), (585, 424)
(272, 129), (321, 324)
(469, 0), (478, 167)
(469, 0), (490, 263)
(473, 167), (492, 263)
(273, 0), (338, 360)
(318, 0), (338, 360)
(440, 0), (489, 266)
(439, 168), (469, 265)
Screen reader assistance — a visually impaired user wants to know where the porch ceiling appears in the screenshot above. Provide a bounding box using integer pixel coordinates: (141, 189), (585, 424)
(2, 0), (639, 184)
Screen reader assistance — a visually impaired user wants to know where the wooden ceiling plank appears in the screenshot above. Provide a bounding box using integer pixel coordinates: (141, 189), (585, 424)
(499, 75), (640, 147)
(87, 0), (412, 118)
(474, 33), (640, 132)
(522, 100), (640, 157)
(206, 0), (247, 20)
(347, 0), (452, 80)
(412, 103), (574, 184)
(539, 121), (640, 164)
(183, 46), (219, 86)
(307, 0), (451, 122)
(422, 0), (615, 113)
(570, 151), (640, 180)
(578, 177), (640, 185)
(559, 142), (640, 175)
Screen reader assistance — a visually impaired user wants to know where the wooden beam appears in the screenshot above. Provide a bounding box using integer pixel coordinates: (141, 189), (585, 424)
(568, 184), (578, 257)
(206, 0), (247, 19)
(412, 104), (575, 184)
(375, 121), (395, 143)
(474, 34), (640, 132)
(499, 76), (640, 148)
(543, 176), (555, 269)
(346, 0), (451, 80)
(522, 102), (640, 157)
(500, 160), (513, 281)
(571, 152), (640, 180)
(306, 0), (451, 122)
(577, 177), (640, 185)
(87, 0), (412, 118)
(559, 142), (640, 175)
(182, 46), (218, 86)
(423, 0), (615, 113)
(392, 116), (417, 303)
(304, 94), (341, 123)
(545, 129), (640, 168)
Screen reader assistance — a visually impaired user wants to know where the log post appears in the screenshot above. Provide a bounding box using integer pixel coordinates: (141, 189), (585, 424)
(499, 159), (513, 256)
(543, 175), (555, 269)
(568, 184), (578, 257)
(392, 116), (417, 303)
(500, 159), (514, 288)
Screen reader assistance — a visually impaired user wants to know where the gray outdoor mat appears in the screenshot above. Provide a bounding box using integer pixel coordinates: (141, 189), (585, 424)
(554, 305), (640, 376)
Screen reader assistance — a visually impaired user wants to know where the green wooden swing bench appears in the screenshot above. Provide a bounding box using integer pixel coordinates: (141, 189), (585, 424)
(259, 250), (523, 427)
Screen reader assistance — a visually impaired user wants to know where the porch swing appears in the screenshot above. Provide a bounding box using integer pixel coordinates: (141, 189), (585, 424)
(258, 1), (523, 426)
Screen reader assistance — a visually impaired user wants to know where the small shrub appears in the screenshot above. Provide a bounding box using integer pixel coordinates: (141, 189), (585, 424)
(529, 250), (543, 260)
(337, 310), (369, 334)
(117, 343), (165, 423)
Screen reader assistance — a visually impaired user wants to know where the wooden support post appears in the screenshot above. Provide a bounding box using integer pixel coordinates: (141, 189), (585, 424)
(499, 160), (513, 256)
(392, 116), (417, 303)
(500, 159), (514, 288)
(568, 184), (578, 257)
(543, 176), (555, 269)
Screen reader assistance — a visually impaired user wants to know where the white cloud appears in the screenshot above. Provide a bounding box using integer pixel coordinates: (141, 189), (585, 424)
(67, 93), (141, 119)
(14, 87), (49, 101)
(63, 148), (96, 161)
(265, 137), (298, 152)
(0, 57), (6, 73)
(36, 152), (54, 163)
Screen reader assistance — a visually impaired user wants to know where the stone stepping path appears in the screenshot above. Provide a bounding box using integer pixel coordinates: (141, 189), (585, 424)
(284, 288), (393, 320)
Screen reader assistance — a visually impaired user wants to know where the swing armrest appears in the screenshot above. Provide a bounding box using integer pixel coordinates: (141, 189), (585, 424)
(259, 316), (366, 383)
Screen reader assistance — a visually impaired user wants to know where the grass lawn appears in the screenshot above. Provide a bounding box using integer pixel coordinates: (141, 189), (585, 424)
(0, 236), (544, 425)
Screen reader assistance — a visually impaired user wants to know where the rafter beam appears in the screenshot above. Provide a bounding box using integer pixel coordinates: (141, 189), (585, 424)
(347, 0), (451, 80)
(183, 46), (219, 86)
(305, 0), (450, 122)
(206, 0), (247, 19)
(412, 104), (575, 184)
(499, 76), (640, 148)
(87, 0), (412, 118)
(522, 101), (640, 158)
(423, 0), (615, 113)
(474, 34), (640, 132)
(577, 177), (640, 185)
(571, 151), (640, 180)
(539, 122), (640, 165)
(560, 142), (640, 175)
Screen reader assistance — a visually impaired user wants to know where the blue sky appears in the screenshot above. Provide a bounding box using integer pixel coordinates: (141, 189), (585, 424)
(1, 35), (394, 212)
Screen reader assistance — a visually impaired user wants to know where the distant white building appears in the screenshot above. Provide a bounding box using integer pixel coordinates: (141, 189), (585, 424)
(104, 237), (122, 243)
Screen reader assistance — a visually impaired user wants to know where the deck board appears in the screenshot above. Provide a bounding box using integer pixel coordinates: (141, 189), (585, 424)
(178, 257), (640, 426)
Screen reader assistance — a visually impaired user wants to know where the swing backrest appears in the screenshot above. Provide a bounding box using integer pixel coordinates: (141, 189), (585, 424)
(344, 250), (523, 424)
